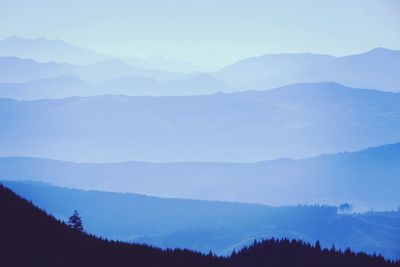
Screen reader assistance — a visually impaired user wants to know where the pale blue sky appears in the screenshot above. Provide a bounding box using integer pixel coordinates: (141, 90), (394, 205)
(0, 0), (399, 66)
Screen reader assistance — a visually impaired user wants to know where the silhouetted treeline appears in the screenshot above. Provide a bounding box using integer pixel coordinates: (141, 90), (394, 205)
(0, 184), (398, 267)
(231, 239), (397, 267)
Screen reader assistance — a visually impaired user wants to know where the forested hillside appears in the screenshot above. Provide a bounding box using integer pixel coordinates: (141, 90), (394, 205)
(1, 184), (398, 267)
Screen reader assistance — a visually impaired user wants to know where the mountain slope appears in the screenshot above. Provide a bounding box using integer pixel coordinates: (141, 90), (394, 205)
(0, 56), (181, 83)
(0, 37), (207, 73)
(0, 73), (230, 100)
(1, 82), (399, 162)
(1, 182), (399, 263)
(0, 57), (74, 83)
(213, 48), (400, 92)
(0, 183), (222, 267)
(0, 36), (107, 64)
(0, 142), (399, 211)
(0, 76), (93, 99)
(98, 73), (230, 96)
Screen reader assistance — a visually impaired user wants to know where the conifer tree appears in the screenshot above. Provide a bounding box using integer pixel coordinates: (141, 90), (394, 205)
(67, 210), (84, 233)
(315, 240), (321, 251)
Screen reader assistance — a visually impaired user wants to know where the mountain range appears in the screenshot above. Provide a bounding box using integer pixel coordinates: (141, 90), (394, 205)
(0, 36), (206, 73)
(1, 82), (399, 162)
(1, 35), (400, 265)
(0, 37), (400, 98)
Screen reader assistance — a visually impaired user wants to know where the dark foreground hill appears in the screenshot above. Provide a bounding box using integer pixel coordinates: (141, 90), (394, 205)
(3, 181), (400, 259)
(0, 184), (398, 267)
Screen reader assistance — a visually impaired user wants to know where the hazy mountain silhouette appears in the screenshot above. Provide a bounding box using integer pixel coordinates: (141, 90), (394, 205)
(0, 37), (207, 73)
(0, 36), (107, 64)
(0, 76), (93, 99)
(99, 73), (230, 96)
(78, 59), (181, 82)
(2, 38), (399, 92)
(0, 56), (181, 83)
(0, 73), (231, 99)
(1, 82), (399, 162)
(213, 48), (400, 92)
(0, 57), (74, 83)
(1, 142), (399, 211)
(2, 181), (400, 261)
(123, 55), (212, 74)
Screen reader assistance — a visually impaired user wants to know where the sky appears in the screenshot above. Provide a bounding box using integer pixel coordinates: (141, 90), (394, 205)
(0, 0), (399, 67)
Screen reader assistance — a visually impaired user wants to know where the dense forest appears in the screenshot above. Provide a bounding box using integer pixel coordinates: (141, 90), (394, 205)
(0, 184), (398, 267)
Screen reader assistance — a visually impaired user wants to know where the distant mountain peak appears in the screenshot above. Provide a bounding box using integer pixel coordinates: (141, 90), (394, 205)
(368, 47), (395, 52)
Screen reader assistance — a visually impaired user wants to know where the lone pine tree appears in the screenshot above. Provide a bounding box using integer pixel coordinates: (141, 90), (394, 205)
(67, 210), (84, 233)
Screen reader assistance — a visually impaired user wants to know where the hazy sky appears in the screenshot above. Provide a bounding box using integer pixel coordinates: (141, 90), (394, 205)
(0, 0), (399, 66)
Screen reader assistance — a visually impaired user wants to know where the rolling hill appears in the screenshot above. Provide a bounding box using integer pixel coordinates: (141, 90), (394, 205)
(0, 82), (399, 162)
(0, 76), (93, 99)
(0, 142), (399, 211)
(0, 56), (181, 84)
(213, 48), (400, 92)
(0, 73), (231, 100)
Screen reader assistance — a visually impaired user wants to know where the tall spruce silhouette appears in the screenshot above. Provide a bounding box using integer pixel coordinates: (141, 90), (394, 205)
(67, 210), (84, 232)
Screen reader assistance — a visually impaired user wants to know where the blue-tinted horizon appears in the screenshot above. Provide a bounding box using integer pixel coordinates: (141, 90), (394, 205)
(1, 0), (399, 67)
